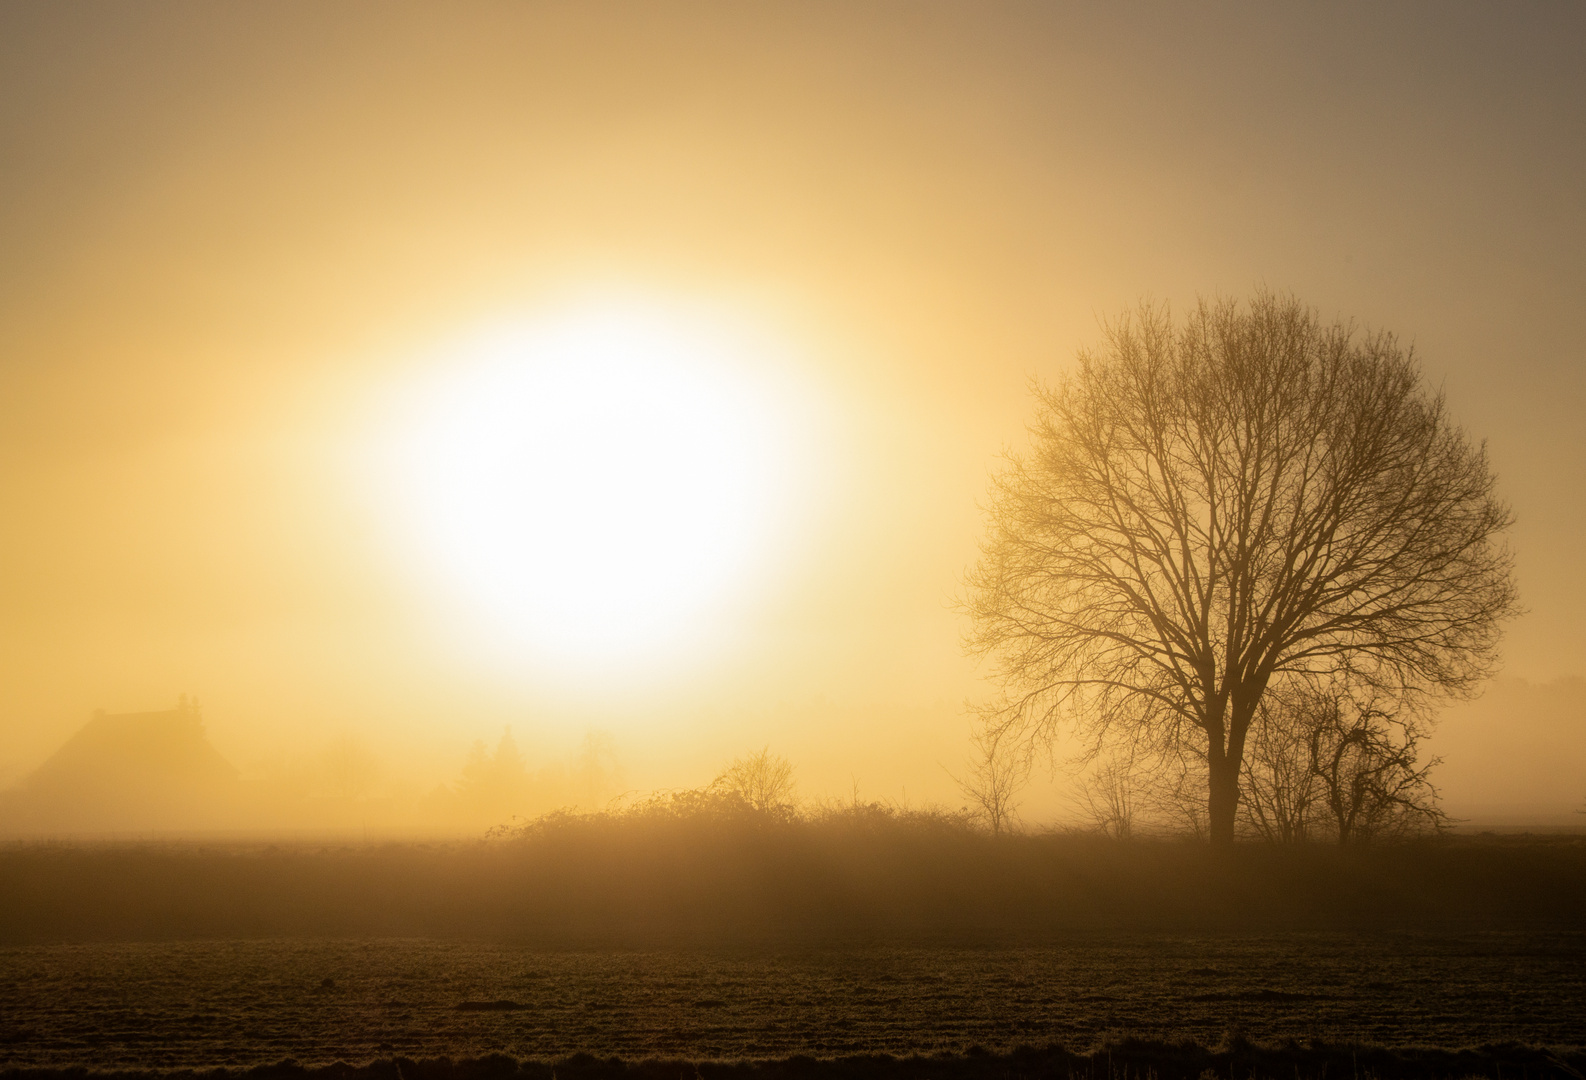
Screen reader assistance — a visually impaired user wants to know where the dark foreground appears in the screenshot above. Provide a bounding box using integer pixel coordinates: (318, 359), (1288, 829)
(4, 1042), (1586, 1080)
(3, 832), (1582, 1073)
(2, 936), (1582, 1069)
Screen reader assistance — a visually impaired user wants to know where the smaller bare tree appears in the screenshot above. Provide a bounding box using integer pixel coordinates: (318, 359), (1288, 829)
(1073, 752), (1139, 840)
(712, 747), (797, 814)
(1236, 688), (1447, 844)
(1306, 696), (1448, 843)
(1139, 752), (1211, 840)
(954, 720), (1030, 834)
(1240, 696), (1326, 844)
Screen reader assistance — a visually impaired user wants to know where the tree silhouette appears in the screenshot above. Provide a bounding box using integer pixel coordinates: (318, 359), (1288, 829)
(711, 747), (797, 815)
(1305, 692), (1447, 843)
(966, 293), (1518, 844)
(456, 727), (530, 819)
(1239, 686), (1446, 844)
(1073, 752), (1139, 840)
(1238, 694), (1327, 843)
(953, 720), (1029, 834)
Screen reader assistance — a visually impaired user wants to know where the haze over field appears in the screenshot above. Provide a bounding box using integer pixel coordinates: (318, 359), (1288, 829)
(1, 2), (1583, 831)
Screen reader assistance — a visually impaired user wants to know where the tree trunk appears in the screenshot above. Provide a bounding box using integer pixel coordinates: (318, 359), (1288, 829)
(1208, 753), (1241, 846)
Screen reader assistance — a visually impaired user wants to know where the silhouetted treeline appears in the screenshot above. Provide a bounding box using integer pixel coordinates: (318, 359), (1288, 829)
(1, 800), (1583, 943)
(3, 1040), (1584, 1080)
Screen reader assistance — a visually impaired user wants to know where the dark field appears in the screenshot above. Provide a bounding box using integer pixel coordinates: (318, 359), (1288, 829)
(3, 830), (1584, 1075)
(5, 823), (1586, 943)
(2, 933), (1584, 1069)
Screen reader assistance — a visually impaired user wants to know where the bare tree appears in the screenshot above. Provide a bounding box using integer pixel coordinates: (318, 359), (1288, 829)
(1140, 753), (1211, 840)
(1305, 693), (1448, 843)
(1239, 694), (1326, 844)
(1237, 686), (1447, 844)
(712, 747), (797, 815)
(966, 293), (1518, 845)
(1072, 752), (1138, 839)
(953, 718), (1030, 834)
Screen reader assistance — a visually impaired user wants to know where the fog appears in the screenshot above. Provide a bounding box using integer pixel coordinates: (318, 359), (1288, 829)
(2, 2), (1584, 835)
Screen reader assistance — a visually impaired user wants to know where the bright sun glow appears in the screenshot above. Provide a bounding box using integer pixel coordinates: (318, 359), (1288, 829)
(374, 297), (805, 672)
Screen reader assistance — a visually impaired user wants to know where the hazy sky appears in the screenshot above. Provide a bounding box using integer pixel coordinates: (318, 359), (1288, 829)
(1, 1), (1582, 820)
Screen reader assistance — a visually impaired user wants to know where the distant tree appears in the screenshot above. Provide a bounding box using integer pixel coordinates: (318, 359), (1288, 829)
(1073, 752), (1138, 840)
(1133, 758), (1208, 840)
(456, 727), (531, 817)
(321, 734), (381, 802)
(572, 730), (623, 809)
(953, 718), (1030, 834)
(711, 747), (797, 815)
(966, 292), (1518, 845)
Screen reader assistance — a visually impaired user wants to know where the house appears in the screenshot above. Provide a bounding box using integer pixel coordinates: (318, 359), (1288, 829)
(0, 696), (239, 834)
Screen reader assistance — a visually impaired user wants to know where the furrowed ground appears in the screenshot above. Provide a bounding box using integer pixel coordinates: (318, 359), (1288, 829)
(1, 813), (1582, 1071)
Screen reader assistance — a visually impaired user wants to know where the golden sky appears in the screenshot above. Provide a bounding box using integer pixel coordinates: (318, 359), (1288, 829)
(1, 2), (1582, 821)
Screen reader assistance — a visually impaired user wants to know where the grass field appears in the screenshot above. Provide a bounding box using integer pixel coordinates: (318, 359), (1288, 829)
(2, 824), (1582, 1075)
(3, 819), (1584, 944)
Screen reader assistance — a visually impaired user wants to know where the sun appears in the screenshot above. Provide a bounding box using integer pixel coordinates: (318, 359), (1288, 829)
(374, 297), (804, 671)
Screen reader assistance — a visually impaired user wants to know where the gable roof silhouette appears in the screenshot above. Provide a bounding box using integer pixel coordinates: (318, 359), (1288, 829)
(1, 697), (239, 833)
